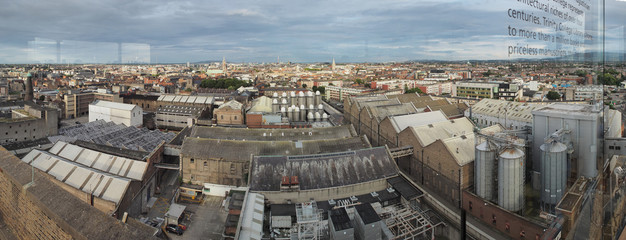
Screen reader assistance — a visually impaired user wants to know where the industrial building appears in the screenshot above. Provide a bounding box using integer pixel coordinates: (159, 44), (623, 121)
(213, 99), (244, 126)
(249, 146), (399, 203)
(20, 141), (159, 218)
(63, 91), (123, 119)
(156, 94), (215, 109)
(262, 174), (443, 239)
(89, 100), (143, 127)
(466, 99), (547, 130)
(189, 124), (356, 141)
(0, 147), (158, 239)
(0, 102), (58, 144)
(155, 105), (205, 130)
(50, 119), (175, 152)
(377, 111), (448, 148)
(180, 136), (371, 186)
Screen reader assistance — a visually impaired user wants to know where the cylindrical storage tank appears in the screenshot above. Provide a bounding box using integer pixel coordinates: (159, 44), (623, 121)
(281, 98), (288, 109)
(287, 107), (294, 122)
(290, 92), (296, 105)
(318, 104), (324, 115)
(498, 147), (525, 212)
(540, 141), (568, 208)
(272, 99), (279, 113)
(307, 91), (314, 106)
(315, 90), (321, 105)
(475, 141), (497, 201)
(294, 107), (300, 122)
(307, 112), (314, 122)
(281, 107), (286, 117)
(322, 113), (328, 121)
(273, 92), (278, 98)
(298, 92), (305, 106)
(300, 105), (306, 121)
(315, 112), (321, 122)
(281, 92), (287, 98)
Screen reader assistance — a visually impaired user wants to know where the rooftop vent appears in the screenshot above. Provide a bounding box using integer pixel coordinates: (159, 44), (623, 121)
(387, 187), (395, 193)
(371, 192), (379, 197)
(350, 196), (358, 202)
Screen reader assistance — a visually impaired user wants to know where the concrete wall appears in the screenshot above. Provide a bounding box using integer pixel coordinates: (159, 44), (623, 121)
(89, 104), (142, 127)
(0, 118), (48, 143)
(255, 178), (389, 204)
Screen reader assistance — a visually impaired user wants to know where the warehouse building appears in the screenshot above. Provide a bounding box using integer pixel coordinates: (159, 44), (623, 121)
(180, 136), (371, 186)
(189, 124), (356, 141)
(89, 100), (143, 127)
(249, 146), (398, 203)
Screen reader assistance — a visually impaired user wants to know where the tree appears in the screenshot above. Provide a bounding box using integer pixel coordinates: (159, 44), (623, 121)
(546, 91), (561, 100)
(405, 87), (424, 94)
(302, 84), (307, 89)
(316, 86), (325, 94)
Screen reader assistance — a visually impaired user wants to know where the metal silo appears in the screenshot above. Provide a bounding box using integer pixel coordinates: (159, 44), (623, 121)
(475, 140), (497, 201)
(540, 141), (568, 209)
(498, 147), (525, 212)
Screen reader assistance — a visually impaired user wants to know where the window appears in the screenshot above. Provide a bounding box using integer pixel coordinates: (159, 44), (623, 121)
(234, 116), (237, 120)
(221, 115), (224, 120)
(190, 158), (194, 164)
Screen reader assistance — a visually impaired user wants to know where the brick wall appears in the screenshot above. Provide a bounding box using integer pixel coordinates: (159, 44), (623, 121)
(463, 191), (546, 240)
(0, 170), (74, 240)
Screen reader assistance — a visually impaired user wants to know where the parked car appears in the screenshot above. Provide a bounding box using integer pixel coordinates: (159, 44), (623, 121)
(166, 224), (183, 235)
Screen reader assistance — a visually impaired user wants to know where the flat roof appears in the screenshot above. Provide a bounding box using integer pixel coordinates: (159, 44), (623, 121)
(386, 176), (424, 200)
(90, 100), (137, 111)
(190, 125), (356, 141)
(181, 136), (371, 162)
(330, 208), (353, 231)
(354, 203), (381, 224)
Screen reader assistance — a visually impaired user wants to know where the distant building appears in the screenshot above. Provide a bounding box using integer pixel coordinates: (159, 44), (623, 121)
(63, 91), (123, 119)
(180, 135), (370, 186)
(0, 102), (58, 144)
(466, 99), (547, 130)
(89, 100), (143, 127)
(155, 105), (205, 130)
(325, 85), (370, 101)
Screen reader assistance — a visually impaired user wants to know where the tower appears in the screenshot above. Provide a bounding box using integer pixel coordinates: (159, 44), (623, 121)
(25, 72), (34, 102)
(222, 57), (227, 76)
(331, 58), (335, 73)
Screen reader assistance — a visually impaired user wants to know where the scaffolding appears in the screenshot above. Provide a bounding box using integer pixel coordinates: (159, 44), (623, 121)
(296, 201), (322, 240)
(380, 203), (441, 240)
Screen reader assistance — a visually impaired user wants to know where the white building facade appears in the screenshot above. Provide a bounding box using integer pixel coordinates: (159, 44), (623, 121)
(89, 100), (143, 127)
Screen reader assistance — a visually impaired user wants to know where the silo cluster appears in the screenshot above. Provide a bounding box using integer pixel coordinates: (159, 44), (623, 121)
(271, 91), (325, 122)
(474, 136), (525, 213)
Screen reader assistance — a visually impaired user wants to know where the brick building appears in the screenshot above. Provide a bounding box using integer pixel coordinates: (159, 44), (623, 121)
(213, 100), (244, 126)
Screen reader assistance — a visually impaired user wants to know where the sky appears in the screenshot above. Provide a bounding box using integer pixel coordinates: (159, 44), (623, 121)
(0, 0), (624, 63)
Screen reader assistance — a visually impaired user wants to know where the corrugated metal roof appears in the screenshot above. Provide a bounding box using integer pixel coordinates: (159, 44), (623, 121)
(471, 99), (547, 123)
(48, 141), (147, 181)
(162, 95), (176, 102)
(21, 149), (131, 204)
(248, 96), (273, 113)
(237, 193), (264, 240)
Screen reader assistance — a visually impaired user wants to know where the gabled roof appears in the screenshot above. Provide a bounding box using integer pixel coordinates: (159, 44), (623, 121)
(440, 133), (475, 166)
(247, 96), (273, 113)
(367, 103), (418, 123)
(218, 100), (244, 110)
(407, 117), (475, 147)
(388, 111), (448, 133)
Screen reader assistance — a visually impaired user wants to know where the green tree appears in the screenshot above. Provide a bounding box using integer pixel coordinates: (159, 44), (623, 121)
(405, 87), (424, 94)
(316, 86), (325, 94)
(546, 91), (561, 100)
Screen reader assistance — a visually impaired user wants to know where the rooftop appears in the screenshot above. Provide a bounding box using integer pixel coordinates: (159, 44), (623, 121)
(354, 203), (381, 224)
(386, 176), (424, 201)
(249, 146), (397, 191)
(367, 103), (418, 122)
(0, 147), (158, 239)
(157, 105), (204, 116)
(388, 111), (448, 133)
(470, 99), (547, 123)
(408, 117), (475, 147)
(158, 94), (215, 105)
(181, 136), (371, 161)
(189, 125), (356, 141)
(330, 208), (353, 231)
(91, 100), (138, 111)
(247, 96), (273, 113)
(218, 99), (244, 110)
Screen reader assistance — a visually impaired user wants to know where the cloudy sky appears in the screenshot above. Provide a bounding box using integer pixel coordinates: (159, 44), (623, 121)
(0, 0), (624, 63)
